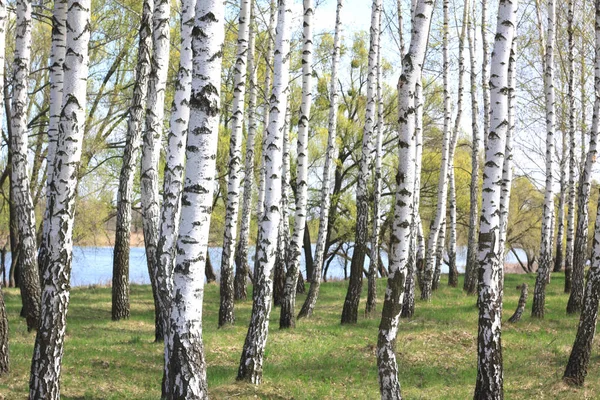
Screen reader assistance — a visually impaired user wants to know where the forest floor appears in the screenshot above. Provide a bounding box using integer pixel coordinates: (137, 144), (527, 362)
(0, 274), (597, 399)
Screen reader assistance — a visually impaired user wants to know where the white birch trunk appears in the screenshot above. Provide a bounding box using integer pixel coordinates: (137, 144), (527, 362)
(142, 0), (170, 341)
(473, 1), (517, 397)
(377, 0), (433, 396)
(0, 0), (7, 377)
(237, 0), (291, 384)
(29, 2), (91, 396)
(10, 0), (41, 332)
(481, 0), (490, 150)
(167, 0), (225, 396)
(342, 0), (382, 324)
(235, 1), (258, 301)
(565, 0), (576, 294)
(156, 0), (194, 394)
(112, 0), (153, 322)
(219, 0), (252, 327)
(533, 0), (556, 319)
(280, 0), (313, 328)
(297, 0), (343, 320)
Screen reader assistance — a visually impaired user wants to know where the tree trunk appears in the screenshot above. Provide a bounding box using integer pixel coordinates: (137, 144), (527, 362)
(377, 0), (433, 396)
(205, 250), (216, 284)
(341, 0), (381, 324)
(554, 143), (567, 273)
(297, 0), (343, 321)
(10, 0), (41, 332)
(112, 0), (153, 322)
(237, 0), (290, 384)
(507, 284), (528, 323)
(280, 0), (313, 329)
(564, 0), (576, 294)
(365, 0), (384, 318)
(29, 3), (90, 396)
(0, 285), (7, 376)
(464, 0), (480, 295)
(166, 0), (224, 396)
(432, 219), (445, 291)
(473, 1), (517, 398)
(141, 0), (171, 342)
(532, 0), (556, 319)
(303, 221), (313, 282)
(234, 0), (258, 303)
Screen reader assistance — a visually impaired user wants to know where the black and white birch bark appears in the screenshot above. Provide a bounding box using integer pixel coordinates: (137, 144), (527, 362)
(237, 0), (291, 384)
(473, 1), (517, 398)
(29, 1), (91, 396)
(112, 0), (153, 322)
(377, 0), (433, 397)
(166, 0), (225, 396)
(10, 0), (41, 332)
(297, 0), (343, 320)
(280, 0), (313, 328)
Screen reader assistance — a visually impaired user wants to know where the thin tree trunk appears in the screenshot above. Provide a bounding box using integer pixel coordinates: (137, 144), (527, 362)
(0, 285), (7, 375)
(341, 0), (382, 324)
(142, 0), (171, 342)
(554, 138), (567, 275)
(377, 0), (433, 397)
(473, 1), (517, 398)
(166, 0), (224, 396)
(565, 0), (576, 294)
(237, 0), (290, 384)
(219, 0), (252, 327)
(432, 219), (445, 291)
(366, 0), (384, 317)
(507, 284), (528, 323)
(112, 0), (153, 322)
(303, 221), (313, 282)
(280, 0), (313, 329)
(464, 0), (480, 295)
(29, 3), (91, 396)
(297, 0), (342, 320)
(10, 0), (40, 332)
(234, 0), (257, 303)
(481, 0), (491, 152)
(532, 0), (556, 319)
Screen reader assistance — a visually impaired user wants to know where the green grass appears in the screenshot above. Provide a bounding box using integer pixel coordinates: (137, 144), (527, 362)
(0, 274), (597, 399)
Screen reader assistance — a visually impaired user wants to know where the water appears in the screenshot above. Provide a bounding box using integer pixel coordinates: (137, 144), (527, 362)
(0, 245), (528, 287)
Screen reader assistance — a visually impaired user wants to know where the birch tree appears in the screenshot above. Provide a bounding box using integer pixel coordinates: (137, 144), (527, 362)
(565, 0), (576, 294)
(112, 0), (153, 321)
(280, 0), (313, 328)
(297, 0), (343, 320)
(473, 1), (517, 397)
(29, 1), (91, 396)
(422, 0), (452, 300)
(234, 1), (257, 302)
(0, 4), (7, 372)
(377, 0), (434, 396)
(219, 0), (252, 327)
(237, 0), (291, 383)
(464, 0), (480, 295)
(166, 0), (225, 395)
(341, 0), (382, 324)
(142, 0), (170, 341)
(155, 0), (195, 393)
(10, 0), (41, 332)
(532, 0), (556, 319)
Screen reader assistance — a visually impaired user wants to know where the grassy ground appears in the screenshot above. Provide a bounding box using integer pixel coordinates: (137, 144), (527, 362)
(0, 274), (597, 399)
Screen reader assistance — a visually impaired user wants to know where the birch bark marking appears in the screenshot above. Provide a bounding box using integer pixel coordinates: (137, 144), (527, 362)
(366, 2), (384, 316)
(237, 0), (291, 384)
(142, 0), (171, 341)
(565, 0), (576, 294)
(532, 0), (556, 319)
(280, 0), (313, 329)
(481, 0), (490, 150)
(464, 0), (480, 295)
(156, 0), (194, 394)
(297, 0), (343, 320)
(235, 0), (257, 302)
(10, 0), (41, 332)
(112, 0), (153, 322)
(29, 1), (91, 396)
(422, 0), (452, 300)
(167, 0), (225, 396)
(39, 0), (67, 277)
(473, 1), (517, 398)
(377, 0), (433, 397)
(342, 0), (382, 324)
(219, 0), (252, 327)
